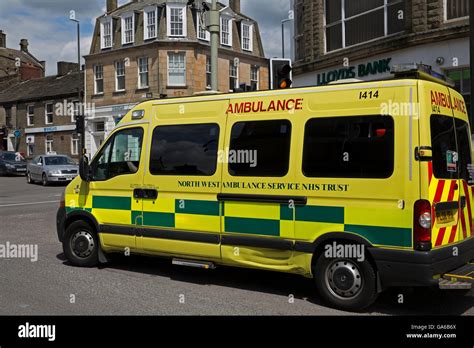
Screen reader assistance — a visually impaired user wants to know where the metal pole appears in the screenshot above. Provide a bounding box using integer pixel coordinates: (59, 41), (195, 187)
(470, 2), (474, 127)
(76, 21), (84, 154)
(281, 18), (291, 59)
(282, 21), (285, 58)
(209, 0), (219, 91)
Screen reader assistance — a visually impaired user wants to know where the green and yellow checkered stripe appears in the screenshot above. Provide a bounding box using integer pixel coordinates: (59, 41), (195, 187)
(67, 196), (413, 248)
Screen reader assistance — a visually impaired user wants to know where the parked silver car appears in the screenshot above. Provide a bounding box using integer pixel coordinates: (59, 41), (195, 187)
(27, 155), (79, 186)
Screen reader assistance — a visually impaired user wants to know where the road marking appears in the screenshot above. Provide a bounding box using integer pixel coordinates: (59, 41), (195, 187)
(0, 200), (59, 208)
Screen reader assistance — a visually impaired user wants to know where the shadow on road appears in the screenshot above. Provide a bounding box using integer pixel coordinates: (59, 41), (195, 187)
(56, 252), (474, 315)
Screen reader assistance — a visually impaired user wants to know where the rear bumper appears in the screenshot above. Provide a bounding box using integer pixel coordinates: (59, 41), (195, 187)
(370, 237), (474, 288)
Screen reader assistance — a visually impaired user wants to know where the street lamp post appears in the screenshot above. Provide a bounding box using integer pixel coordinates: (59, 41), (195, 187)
(69, 12), (84, 154)
(209, 0), (220, 91)
(281, 11), (294, 59)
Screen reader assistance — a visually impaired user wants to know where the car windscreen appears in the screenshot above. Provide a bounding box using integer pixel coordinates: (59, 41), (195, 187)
(44, 156), (75, 166)
(2, 153), (25, 162)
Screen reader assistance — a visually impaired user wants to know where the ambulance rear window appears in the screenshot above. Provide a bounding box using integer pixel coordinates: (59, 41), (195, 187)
(430, 114), (472, 181)
(302, 115), (394, 178)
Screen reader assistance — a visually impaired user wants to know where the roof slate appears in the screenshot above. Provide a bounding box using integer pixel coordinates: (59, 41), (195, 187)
(0, 71), (83, 104)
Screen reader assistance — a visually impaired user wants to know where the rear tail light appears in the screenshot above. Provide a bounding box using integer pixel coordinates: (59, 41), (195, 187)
(414, 199), (432, 251)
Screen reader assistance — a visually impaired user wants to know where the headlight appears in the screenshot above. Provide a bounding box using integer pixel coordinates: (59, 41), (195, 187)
(48, 170), (61, 175)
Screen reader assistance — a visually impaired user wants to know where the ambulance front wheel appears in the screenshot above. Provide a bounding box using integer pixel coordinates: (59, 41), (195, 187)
(63, 220), (99, 267)
(314, 253), (378, 311)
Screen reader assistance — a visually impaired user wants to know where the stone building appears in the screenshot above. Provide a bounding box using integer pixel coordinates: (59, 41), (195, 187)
(292, 0), (470, 120)
(84, 0), (269, 156)
(0, 62), (83, 159)
(0, 30), (45, 150)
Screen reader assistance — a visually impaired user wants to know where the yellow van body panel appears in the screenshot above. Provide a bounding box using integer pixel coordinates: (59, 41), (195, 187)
(61, 77), (473, 281)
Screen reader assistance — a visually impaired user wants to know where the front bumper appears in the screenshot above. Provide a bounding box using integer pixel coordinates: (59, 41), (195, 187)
(371, 237), (474, 288)
(5, 166), (26, 175)
(47, 174), (77, 182)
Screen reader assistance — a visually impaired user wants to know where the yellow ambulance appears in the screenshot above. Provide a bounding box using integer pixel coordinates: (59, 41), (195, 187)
(57, 64), (474, 311)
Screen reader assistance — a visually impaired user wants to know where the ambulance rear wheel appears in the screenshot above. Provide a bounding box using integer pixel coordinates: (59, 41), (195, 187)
(63, 220), (99, 267)
(314, 254), (377, 311)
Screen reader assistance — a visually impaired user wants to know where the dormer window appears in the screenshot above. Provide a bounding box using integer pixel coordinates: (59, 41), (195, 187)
(197, 12), (210, 41)
(144, 6), (158, 40)
(220, 16), (232, 46)
(100, 16), (113, 49)
(241, 22), (253, 51)
(167, 4), (187, 37)
(121, 12), (135, 45)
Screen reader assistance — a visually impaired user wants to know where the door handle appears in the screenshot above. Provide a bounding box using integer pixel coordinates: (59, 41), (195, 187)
(133, 188), (158, 200)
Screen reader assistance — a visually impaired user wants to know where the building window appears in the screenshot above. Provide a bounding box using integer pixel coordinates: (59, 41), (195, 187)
(94, 65), (104, 94)
(197, 12), (210, 41)
(115, 60), (126, 91)
(95, 121), (105, 132)
(27, 105), (34, 126)
(150, 124), (220, 176)
(445, 0), (469, 21)
(229, 61), (238, 91)
(250, 66), (259, 91)
(295, 1), (305, 61)
(229, 120), (292, 177)
(71, 135), (80, 156)
(45, 103), (53, 125)
(45, 135), (53, 154)
(121, 13), (135, 45)
(168, 52), (186, 86)
(206, 57), (212, 89)
(144, 7), (158, 40)
(221, 16), (232, 46)
(325, 0), (405, 52)
(241, 22), (253, 51)
(167, 4), (186, 37)
(100, 17), (113, 49)
(302, 116), (394, 178)
(138, 57), (149, 89)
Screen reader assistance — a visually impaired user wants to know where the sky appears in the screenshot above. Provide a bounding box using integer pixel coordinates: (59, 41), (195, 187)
(0, 0), (292, 76)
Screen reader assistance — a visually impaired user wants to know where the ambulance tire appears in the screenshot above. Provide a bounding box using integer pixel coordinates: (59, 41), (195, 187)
(314, 253), (378, 311)
(63, 220), (99, 267)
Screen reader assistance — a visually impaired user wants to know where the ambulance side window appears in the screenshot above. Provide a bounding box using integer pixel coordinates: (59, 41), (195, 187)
(90, 127), (144, 181)
(149, 124), (219, 176)
(228, 120), (292, 177)
(430, 115), (458, 180)
(302, 115), (394, 178)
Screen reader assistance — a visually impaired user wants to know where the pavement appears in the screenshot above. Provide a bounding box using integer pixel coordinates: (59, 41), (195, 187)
(0, 176), (473, 315)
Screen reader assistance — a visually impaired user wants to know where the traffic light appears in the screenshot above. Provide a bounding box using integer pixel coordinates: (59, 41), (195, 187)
(270, 58), (292, 90)
(75, 115), (84, 134)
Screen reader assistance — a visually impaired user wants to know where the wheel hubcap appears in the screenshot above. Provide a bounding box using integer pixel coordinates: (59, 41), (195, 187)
(70, 231), (95, 258)
(326, 260), (363, 300)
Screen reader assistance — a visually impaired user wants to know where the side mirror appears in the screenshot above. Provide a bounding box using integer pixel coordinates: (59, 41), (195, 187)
(37, 162), (42, 166)
(79, 155), (90, 182)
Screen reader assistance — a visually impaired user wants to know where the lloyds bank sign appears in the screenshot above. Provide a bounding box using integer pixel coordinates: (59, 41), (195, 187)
(316, 58), (392, 85)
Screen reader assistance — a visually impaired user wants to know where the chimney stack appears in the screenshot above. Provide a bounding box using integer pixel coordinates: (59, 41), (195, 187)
(57, 61), (79, 76)
(20, 39), (28, 52)
(229, 0), (240, 13)
(107, 0), (118, 13)
(0, 30), (5, 48)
